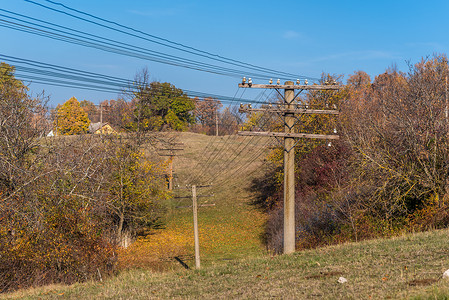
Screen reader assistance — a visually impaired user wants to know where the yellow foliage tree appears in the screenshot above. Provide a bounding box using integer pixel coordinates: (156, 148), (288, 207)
(55, 97), (91, 135)
(108, 141), (169, 246)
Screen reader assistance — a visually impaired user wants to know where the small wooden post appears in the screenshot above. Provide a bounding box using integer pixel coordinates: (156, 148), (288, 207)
(215, 108), (219, 136)
(192, 185), (200, 269)
(168, 156), (174, 191)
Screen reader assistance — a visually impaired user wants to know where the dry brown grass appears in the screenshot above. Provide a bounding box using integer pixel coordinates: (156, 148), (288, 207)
(5, 228), (449, 299)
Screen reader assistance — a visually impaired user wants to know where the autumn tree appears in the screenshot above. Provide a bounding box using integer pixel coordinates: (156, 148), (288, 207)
(107, 137), (168, 246)
(100, 98), (135, 130)
(0, 64), (170, 292)
(0, 64), (114, 292)
(131, 69), (194, 131)
(55, 97), (91, 135)
(80, 99), (99, 122)
(219, 106), (242, 135)
(342, 55), (449, 230)
(0, 62), (48, 193)
(192, 97), (222, 135)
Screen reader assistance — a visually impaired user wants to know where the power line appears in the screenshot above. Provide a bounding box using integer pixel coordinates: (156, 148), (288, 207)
(212, 138), (274, 188)
(0, 54), (271, 104)
(203, 102), (279, 185)
(205, 110), (275, 185)
(0, 13), (266, 79)
(187, 90), (277, 185)
(192, 90), (274, 184)
(25, 0), (319, 81)
(185, 88), (250, 184)
(0, 9), (317, 82)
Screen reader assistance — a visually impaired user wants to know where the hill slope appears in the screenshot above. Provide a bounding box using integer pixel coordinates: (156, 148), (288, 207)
(119, 132), (272, 269)
(6, 228), (449, 299)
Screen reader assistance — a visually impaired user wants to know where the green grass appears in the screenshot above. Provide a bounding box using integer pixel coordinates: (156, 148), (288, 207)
(110, 132), (269, 275)
(119, 132), (269, 268)
(5, 228), (449, 299)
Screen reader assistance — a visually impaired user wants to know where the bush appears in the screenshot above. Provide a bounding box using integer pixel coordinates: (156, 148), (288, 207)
(0, 194), (115, 293)
(259, 141), (353, 253)
(0, 64), (168, 293)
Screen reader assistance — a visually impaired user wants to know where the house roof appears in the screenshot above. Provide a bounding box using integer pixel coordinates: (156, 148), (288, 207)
(88, 122), (112, 133)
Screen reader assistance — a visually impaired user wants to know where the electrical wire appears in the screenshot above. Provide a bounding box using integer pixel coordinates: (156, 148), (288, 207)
(194, 90), (274, 184)
(0, 14), (267, 79)
(25, 0), (319, 81)
(0, 10), (316, 81)
(184, 88), (247, 184)
(205, 111), (275, 184)
(205, 106), (278, 185)
(188, 90), (276, 185)
(0, 54), (272, 104)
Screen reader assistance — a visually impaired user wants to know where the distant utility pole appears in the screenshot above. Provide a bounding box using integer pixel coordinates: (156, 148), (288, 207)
(215, 108), (219, 136)
(160, 141), (184, 191)
(99, 104), (103, 136)
(238, 79), (340, 254)
(100, 103), (103, 125)
(444, 75), (449, 130)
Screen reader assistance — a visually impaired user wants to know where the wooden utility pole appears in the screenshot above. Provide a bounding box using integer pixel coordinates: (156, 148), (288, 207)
(174, 184), (213, 269)
(238, 80), (340, 254)
(168, 156), (174, 190)
(283, 83), (295, 254)
(100, 103), (103, 125)
(192, 185), (200, 269)
(99, 104), (103, 136)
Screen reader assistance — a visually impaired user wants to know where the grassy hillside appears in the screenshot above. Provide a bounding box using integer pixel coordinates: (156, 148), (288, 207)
(118, 132), (271, 270)
(5, 228), (449, 299)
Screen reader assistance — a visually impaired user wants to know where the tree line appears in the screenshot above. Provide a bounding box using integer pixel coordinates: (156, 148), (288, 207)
(52, 69), (242, 136)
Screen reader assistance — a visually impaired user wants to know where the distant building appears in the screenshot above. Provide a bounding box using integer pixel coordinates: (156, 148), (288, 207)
(88, 122), (116, 135)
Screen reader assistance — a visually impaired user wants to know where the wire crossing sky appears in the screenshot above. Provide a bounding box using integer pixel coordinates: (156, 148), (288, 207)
(24, 0), (314, 81)
(1, 0), (449, 105)
(0, 53), (271, 104)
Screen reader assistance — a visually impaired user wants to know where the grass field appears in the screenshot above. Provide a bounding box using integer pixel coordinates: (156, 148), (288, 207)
(5, 228), (449, 299)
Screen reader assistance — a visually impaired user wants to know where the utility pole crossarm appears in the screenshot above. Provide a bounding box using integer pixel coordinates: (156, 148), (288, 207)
(237, 131), (340, 140)
(238, 83), (341, 90)
(238, 107), (339, 115)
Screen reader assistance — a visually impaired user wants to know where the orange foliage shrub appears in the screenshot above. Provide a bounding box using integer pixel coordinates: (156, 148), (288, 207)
(0, 195), (115, 293)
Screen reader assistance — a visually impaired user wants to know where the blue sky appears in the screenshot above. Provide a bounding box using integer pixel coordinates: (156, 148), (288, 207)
(2, 0), (449, 106)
